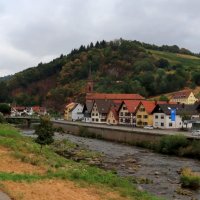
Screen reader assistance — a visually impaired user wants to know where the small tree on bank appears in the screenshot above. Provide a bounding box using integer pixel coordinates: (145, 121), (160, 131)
(35, 116), (54, 152)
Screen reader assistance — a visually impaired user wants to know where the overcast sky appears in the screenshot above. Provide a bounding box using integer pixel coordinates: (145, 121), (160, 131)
(0, 0), (200, 76)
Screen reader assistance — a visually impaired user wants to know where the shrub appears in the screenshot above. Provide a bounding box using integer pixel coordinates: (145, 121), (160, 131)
(0, 113), (5, 123)
(158, 134), (188, 155)
(180, 168), (200, 190)
(79, 126), (95, 138)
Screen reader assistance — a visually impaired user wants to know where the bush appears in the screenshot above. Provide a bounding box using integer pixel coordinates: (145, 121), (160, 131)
(158, 135), (188, 154)
(180, 168), (200, 190)
(0, 113), (5, 123)
(79, 126), (95, 138)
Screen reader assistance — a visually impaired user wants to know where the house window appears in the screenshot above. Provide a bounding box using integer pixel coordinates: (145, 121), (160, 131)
(161, 115), (164, 119)
(113, 120), (115, 123)
(120, 119), (123, 122)
(155, 115), (158, 119)
(143, 115), (148, 119)
(139, 108), (145, 112)
(96, 113), (98, 116)
(161, 123), (164, 127)
(120, 112), (123, 116)
(92, 113), (94, 116)
(96, 119), (98, 122)
(123, 106), (126, 110)
(92, 119), (94, 121)
(169, 116), (171, 119)
(169, 123), (172, 127)
(137, 115), (141, 118)
(143, 122), (148, 125)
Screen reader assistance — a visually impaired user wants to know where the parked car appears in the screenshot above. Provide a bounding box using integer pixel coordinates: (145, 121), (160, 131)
(192, 130), (200, 136)
(144, 125), (154, 130)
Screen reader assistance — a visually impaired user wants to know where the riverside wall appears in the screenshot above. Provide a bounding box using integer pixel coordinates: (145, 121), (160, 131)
(53, 121), (164, 144)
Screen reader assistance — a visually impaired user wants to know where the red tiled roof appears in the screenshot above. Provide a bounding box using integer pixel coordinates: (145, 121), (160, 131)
(140, 101), (156, 114)
(123, 100), (140, 113)
(172, 90), (192, 99)
(86, 93), (145, 100)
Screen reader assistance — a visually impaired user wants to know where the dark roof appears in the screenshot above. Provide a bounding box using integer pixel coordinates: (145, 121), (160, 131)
(95, 99), (112, 114)
(84, 100), (94, 114)
(152, 104), (199, 115)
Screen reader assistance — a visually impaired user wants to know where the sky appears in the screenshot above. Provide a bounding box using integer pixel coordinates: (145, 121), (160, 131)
(0, 0), (200, 76)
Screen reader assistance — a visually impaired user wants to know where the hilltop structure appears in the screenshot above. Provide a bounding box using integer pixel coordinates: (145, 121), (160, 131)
(170, 90), (198, 104)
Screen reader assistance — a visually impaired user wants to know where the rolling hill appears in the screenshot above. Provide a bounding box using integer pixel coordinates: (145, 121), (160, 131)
(0, 39), (200, 111)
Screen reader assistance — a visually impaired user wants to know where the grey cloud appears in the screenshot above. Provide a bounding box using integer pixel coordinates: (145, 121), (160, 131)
(0, 0), (200, 76)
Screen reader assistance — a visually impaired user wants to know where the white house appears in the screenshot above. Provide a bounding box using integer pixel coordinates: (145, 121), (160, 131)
(64, 103), (84, 121)
(71, 103), (84, 121)
(152, 104), (199, 129)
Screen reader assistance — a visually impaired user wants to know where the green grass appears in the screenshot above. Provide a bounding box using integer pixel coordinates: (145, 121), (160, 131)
(0, 123), (162, 200)
(180, 168), (200, 190)
(150, 50), (200, 71)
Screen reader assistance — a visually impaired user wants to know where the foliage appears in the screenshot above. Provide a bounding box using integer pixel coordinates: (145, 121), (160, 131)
(0, 103), (11, 115)
(1, 39), (200, 111)
(0, 124), (161, 200)
(180, 168), (200, 190)
(159, 95), (169, 101)
(35, 116), (54, 150)
(157, 135), (189, 154)
(0, 113), (5, 123)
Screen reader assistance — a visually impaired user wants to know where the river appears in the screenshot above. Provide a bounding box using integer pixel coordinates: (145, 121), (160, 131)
(23, 130), (200, 200)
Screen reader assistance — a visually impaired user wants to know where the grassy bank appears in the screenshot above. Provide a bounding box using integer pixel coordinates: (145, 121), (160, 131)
(0, 124), (161, 200)
(134, 134), (200, 160)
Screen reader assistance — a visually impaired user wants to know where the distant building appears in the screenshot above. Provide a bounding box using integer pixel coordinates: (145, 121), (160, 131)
(152, 104), (199, 129)
(118, 100), (140, 126)
(82, 100), (94, 123)
(170, 90), (198, 104)
(91, 99), (112, 123)
(135, 101), (156, 127)
(64, 103), (84, 121)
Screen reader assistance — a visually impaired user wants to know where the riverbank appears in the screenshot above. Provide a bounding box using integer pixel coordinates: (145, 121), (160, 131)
(0, 124), (160, 200)
(52, 132), (200, 200)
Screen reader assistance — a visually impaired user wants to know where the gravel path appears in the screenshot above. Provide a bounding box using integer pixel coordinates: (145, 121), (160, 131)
(0, 192), (11, 200)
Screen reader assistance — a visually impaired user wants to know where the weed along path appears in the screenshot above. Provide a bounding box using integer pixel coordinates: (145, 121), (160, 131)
(53, 132), (200, 200)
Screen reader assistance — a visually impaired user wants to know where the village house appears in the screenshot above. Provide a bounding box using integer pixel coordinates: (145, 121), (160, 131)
(106, 107), (119, 125)
(91, 99), (112, 123)
(135, 101), (156, 127)
(82, 100), (94, 123)
(118, 100), (140, 126)
(64, 102), (84, 121)
(170, 90), (198, 104)
(152, 103), (200, 129)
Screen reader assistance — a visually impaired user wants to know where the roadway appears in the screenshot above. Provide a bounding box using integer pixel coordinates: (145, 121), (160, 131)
(52, 120), (200, 139)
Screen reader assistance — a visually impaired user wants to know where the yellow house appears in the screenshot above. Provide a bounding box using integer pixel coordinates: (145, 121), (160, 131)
(64, 102), (76, 121)
(170, 90), (198, 105)
(135, 101), (156, 127)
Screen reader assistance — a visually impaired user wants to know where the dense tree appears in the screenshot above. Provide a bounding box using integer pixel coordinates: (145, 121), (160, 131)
(192, 72), (200, 86)
(0, 103), (11, 115)
(35, 116), (54, 152)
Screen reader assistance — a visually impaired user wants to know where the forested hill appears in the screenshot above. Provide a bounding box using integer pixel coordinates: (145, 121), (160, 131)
(1, 39), (200, 111)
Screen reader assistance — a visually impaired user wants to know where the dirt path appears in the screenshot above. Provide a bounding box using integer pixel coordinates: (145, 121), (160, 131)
(0, 147), (45, 174)
(3, 180), (124, 200)
(0, 191), (11, 200)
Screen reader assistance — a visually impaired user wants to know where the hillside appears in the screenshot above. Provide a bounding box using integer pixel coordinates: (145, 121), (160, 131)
(1, 39), (200, 111)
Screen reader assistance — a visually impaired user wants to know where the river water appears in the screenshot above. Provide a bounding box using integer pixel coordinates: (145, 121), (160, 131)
(23, 130), (200, 200)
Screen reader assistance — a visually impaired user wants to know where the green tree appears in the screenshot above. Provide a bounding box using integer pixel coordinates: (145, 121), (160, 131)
(0, 103), (11, 115)
(159, 95), (169, 101)
(35, 116), (54, 152)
